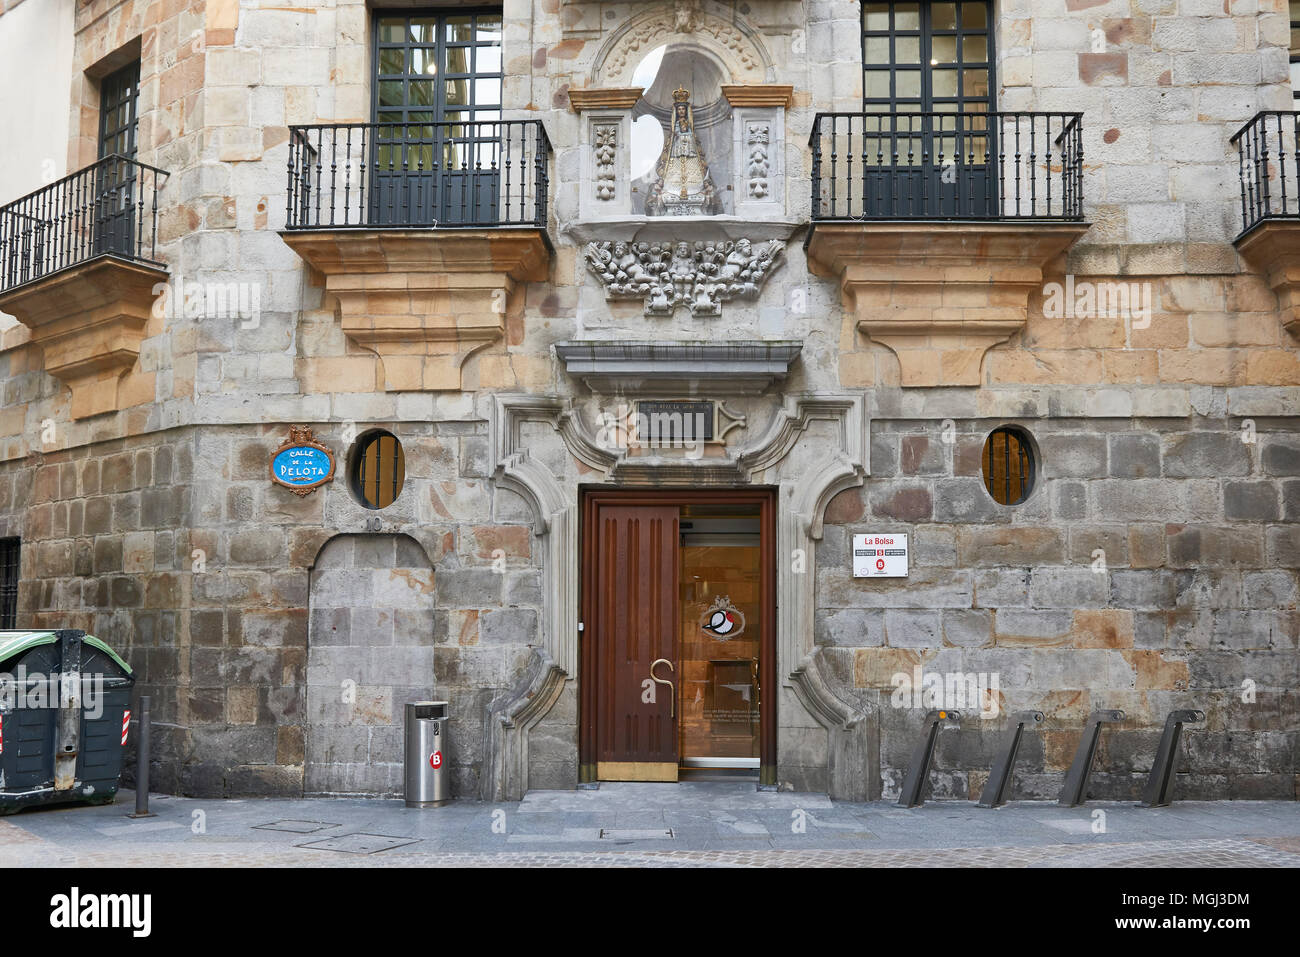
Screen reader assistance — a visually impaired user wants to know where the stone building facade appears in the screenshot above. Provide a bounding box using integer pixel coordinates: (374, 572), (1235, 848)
(0, 0), (1295, 802)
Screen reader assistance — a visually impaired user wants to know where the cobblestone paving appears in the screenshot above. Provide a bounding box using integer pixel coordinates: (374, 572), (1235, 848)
(1, 785), (1297, 868)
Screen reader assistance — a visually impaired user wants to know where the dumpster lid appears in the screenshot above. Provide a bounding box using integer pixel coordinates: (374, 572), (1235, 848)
(0, 631), (132, 674)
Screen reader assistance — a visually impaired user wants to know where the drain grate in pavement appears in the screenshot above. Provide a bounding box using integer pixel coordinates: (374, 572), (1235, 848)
(297, 833), (421, 855)
(253, 821), (342, 834)
(599, 828), (675, 840)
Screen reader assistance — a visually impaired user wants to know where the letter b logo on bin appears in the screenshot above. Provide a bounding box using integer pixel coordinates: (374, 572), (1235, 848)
(429, 751), (443, 769)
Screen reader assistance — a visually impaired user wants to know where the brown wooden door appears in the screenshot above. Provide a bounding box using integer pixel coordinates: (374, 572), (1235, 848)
(593, 504), (679, 780)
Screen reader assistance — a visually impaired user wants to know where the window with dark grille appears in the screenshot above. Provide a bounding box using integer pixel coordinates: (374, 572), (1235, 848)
(1291, 2), (1300, 100)
(858, 1), (996, 217)
(982, 427), (1035, 506)
(861, 1), (994, 115)
(96, 59), (141, 258)
(352, 431), (406, 509)
(0, 538), (19, 629)
(371, 8), (504, 224)
(98, 60), (140, 161)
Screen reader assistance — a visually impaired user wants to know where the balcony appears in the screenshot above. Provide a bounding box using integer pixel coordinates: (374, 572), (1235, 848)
(1232, 111), (1300, 338)
(805, 111), (1089, 386)
(279, 119), (553, 391)
(0, 155), (169, 418)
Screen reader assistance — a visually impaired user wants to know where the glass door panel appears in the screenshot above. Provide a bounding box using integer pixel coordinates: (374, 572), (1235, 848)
(678, 509), (761, 769)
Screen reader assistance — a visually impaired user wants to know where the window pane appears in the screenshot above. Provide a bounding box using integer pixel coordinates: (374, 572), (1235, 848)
(963, 36), (988, 63)
(445, 78), (468, 106)
(476, 15), (502, 43)
(378, 80), (405, 107)
(378, 18), (404, 43)
(446, 47), (470, 74)
(446, 15), (473, 42)
(894, 3), (920, 30)
(863, 4), (890, 30)
(932, 3), (958, 30)
(961, 2), (988, 30)
(896, 36), (920, 63)
(864, 36), (890, 64)
(408, 79), (436, 106)
(410, 48), (437, 75)
(896, 70), (921, 98)
(475, 45), (502, 73)
(931, 36), (957, 64)
(409, 18), (436, 43)
(379, 48), (405, 74)
(474, 77), (501, 106)
(963, 68), (989, 99)
(932, 69), (958, 97)
(864, 70), (891, 99)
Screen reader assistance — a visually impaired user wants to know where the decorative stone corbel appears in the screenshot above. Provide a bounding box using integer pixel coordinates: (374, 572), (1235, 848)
(280, 229), (550, 390)
(0, 258), (166, 419)
(1235, 221), (1300, 339)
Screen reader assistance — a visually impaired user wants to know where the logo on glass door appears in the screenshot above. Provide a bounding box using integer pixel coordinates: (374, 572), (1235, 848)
(701, 596), (746, 640)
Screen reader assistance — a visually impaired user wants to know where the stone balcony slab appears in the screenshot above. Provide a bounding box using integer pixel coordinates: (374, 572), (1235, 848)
(279, 228), (551, 391)
(0, 256), (167, 419)
(807, 222), (1090, 387)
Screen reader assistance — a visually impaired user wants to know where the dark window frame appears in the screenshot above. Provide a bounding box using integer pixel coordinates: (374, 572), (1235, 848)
(0, 537), (19, 629)
(351, 430), (406, 510)
(1291, 2), (1300, 101)
(98, 60), (140, 160)
(860, 1), (996, 115)
(982, 426), (1036, 507)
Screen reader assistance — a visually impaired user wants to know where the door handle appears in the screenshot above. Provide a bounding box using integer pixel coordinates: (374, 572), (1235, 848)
(650, 658), (675, 718)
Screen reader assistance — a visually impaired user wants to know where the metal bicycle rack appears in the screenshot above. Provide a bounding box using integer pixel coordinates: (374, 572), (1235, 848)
(1139, 709), (1205, 808)
(976, 710), (1045, 809)
(1058, 710), (1126, 807)
(896, 710), (962, 809)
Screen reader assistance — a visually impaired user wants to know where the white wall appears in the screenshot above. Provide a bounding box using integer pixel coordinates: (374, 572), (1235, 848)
(0, 0), (75, 207)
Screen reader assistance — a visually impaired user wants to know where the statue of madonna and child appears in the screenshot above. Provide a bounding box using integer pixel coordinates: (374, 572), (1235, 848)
(645, 85), (720, 217)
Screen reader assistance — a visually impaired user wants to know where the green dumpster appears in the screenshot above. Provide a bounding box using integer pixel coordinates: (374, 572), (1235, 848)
(0, 629), (135, 814)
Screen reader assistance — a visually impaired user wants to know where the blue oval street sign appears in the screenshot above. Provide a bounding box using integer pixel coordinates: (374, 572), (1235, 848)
(269, 426), (336, 496)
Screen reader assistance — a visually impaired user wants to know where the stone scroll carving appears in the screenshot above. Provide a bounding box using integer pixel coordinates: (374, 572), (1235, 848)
(593, 125), (618, 201)
(583, 238), (784, 317)
(746, 122), (770, 199)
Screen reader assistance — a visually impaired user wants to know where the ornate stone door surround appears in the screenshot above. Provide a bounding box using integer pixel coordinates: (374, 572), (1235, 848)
(489, 390), (880, 800)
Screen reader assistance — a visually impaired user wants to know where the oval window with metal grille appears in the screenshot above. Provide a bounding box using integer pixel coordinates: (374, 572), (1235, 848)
(981, 426), (1035, 505)
(351, 430), (405, 509)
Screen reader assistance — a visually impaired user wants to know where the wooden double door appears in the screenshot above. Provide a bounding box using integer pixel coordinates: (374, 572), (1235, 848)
(579, 490), (777, 785)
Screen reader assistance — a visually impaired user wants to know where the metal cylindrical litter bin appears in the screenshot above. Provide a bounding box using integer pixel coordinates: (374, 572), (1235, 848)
(404, 701), (450, 808)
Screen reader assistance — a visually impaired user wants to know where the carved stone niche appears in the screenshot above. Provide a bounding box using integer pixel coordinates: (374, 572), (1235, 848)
(807, 222), (1090, 387)
(280, 229), (550, 390)
(1235, 221), (1300, 340)
(0, 258), (166, 419)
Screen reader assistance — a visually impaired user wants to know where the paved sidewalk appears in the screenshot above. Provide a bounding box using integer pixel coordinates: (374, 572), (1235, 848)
(1, 783), (1297, 867)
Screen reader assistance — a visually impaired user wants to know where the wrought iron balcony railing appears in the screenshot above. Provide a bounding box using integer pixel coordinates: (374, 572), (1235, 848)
(1232, 111), (1300, 237)
(285, 119), (551, 230)
(810, 111), (1084, 222)
(0, 154), (169, 295)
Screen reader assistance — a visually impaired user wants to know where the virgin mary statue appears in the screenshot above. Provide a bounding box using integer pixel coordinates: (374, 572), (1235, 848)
(646, 85), (719, 216)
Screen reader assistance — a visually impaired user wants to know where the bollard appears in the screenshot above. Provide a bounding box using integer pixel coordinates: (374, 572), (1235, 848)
(127, 695), (155, 819)
(976, 710), (1044, 808)
(1058, 709), (1125, 807)
(896, 710), (961, 809)
(1140, 709), (1205, 808)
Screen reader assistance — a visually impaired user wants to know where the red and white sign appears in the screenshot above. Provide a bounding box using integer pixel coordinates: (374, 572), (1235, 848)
(121, 710), (131, 746)
(853, 533), (909, 578)
(429, 751), (442, 769)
